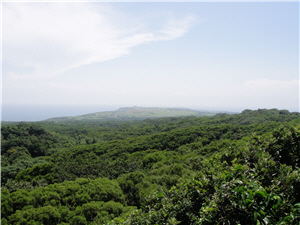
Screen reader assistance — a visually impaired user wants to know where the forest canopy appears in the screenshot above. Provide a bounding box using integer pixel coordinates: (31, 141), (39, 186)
(1, 108), (300, 224)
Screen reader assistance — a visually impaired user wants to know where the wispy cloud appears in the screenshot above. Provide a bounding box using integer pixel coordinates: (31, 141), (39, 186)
(3, 2), (197, 80)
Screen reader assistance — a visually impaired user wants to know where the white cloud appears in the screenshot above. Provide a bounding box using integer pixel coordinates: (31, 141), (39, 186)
(3, 2), (197, 80)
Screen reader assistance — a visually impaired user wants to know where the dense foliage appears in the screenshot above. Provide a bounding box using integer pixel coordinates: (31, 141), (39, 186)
(1, 108), (300, 224)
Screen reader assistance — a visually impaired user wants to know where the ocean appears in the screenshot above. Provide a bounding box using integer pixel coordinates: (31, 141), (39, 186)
(1, 104), (120, 122)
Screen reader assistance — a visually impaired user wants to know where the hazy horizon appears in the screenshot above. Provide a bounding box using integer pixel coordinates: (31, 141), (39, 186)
(2, 104), (299, 122)
(2, 1), (299, 116)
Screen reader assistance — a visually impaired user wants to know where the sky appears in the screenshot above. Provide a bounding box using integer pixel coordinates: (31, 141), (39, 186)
(2, 1), (299, 119)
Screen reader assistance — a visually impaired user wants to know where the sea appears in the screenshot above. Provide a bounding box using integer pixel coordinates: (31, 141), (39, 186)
(1, 104), (120, 122)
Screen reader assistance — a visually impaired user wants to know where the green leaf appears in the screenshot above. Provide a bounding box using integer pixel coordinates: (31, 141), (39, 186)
(235, 164), (243, 171)
(255, 191), (267, 199)
(245, 199), (253, 206)
(158, 192), (164, 197)
(260, 210), (265, 216)
(254, 211), (259, 222)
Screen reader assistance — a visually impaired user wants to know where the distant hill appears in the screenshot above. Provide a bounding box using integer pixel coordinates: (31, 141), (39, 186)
(44, 106), (233, 122)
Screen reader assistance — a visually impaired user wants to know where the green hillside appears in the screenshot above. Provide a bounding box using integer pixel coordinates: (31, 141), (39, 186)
(44, 106), (224, 122)
(1, 108), (300, 224)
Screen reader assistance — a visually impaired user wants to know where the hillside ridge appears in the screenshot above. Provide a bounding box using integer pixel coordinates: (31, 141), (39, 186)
(44, 106), (235, 122)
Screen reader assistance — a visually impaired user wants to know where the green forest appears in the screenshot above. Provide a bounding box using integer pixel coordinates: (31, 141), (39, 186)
(1, 108), (300, 224)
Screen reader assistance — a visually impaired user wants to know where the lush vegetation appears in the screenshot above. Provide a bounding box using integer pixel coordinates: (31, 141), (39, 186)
(1, 108), (300, 224)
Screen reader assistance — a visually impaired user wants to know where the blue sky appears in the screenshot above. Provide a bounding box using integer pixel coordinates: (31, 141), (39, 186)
(2, 1), (299, 113)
